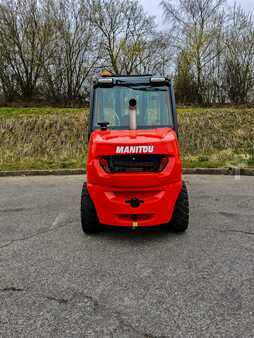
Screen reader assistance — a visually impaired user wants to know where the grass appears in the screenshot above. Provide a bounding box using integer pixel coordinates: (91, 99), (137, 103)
(0, 159), (83, 171)
(1, 105), (248, 117)
(0, 106), (86, 118)
(178, 107), (254, 169)
(0, 106), (253, 171)
(177, 106), (254, 113)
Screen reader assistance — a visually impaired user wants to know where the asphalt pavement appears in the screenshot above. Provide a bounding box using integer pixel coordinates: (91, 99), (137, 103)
(0, 175), (253, 337)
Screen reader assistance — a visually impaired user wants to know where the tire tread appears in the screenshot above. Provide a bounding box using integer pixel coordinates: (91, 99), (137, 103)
(170, 181), (189, 232)
(81, 183), (101, 234)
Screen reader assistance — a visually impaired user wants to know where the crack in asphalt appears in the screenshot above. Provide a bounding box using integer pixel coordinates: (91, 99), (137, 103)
(0, 288), (158, 337)
(0, 287), (68, 305)
(219, 229), (254, 236)
(44, 296), (69, 304)
(73, 293), (160, 338)
(0, 222), (72, 250)
(0, 287), (25, 292)
(218, 211), (254, 218)
(0, 207), (28, 213)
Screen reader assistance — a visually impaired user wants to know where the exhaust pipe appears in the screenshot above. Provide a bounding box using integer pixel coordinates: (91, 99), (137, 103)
(129, 98), (137, 130)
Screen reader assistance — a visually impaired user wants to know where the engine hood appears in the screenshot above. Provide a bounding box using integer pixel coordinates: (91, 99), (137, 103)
(88, 128), (179, 157)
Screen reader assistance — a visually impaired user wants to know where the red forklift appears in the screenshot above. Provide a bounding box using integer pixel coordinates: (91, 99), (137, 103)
(81, 73), (189, 233)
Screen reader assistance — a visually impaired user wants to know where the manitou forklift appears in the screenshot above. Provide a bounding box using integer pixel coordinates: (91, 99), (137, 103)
(81, 73), (189, 233)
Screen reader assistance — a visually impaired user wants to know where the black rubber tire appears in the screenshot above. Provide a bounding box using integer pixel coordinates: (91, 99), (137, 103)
(169, 181), (189, 232)
(80, 183), (101, 234)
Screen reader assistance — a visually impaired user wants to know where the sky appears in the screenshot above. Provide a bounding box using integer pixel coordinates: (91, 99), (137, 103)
(140, 0), (254, 25)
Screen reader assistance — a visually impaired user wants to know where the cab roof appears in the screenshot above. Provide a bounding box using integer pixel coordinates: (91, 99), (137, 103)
(94, 74), (171, 86)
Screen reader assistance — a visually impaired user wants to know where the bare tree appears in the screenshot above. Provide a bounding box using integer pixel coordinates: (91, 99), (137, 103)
(87, 0), (157, 75)
(174, 49), (198, 104)
(224, 5), (254, 105)
(0, 0), (253, 105)
(161, 0), (225, 104)
(0, 0), (54, 100)
(42, 0), (101, 103)
(130, 32), (174, 76)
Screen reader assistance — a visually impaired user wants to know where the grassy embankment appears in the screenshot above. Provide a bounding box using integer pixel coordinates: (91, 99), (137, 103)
(0, 106), (253, 171)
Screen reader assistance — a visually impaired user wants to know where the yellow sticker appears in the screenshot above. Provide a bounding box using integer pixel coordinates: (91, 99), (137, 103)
(132, 221), (138, 229)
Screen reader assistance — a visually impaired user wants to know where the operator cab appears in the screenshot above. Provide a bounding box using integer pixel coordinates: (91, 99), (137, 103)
(89, 74), (178, 134)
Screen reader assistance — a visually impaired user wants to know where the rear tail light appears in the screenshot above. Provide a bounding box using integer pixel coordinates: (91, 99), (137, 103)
(99, 157), (110, 173)
(158, 156), (169, 172)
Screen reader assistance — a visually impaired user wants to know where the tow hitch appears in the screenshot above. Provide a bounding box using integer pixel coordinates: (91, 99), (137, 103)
(125, 197), (144, 208)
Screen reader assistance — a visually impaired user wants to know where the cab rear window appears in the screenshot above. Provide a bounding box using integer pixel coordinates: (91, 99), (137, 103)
(93, 85), (173, 129)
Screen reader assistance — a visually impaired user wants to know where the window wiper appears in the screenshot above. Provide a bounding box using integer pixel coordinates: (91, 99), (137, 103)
(127, 86), (168, 92)
(111, 81), (167, 91)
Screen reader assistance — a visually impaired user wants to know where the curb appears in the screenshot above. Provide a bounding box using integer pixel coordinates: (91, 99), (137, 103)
(0, 169), (84, 177)
(0, 168), (253, 177)
(183, 168), (254, 176)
